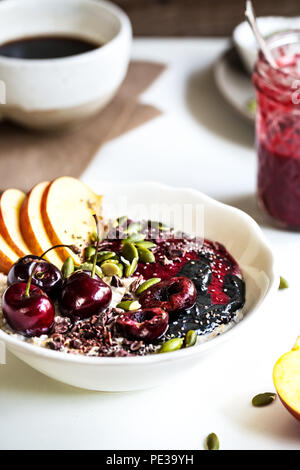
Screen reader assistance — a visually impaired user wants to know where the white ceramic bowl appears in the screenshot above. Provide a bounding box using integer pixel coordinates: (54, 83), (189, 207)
(233, 16), (300, 73)
(0, 182), (278, 391)
(0, 0), (132, 130)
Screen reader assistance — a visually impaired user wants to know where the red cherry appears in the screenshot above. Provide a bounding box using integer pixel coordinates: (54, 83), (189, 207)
(58, 271), (112, 319)
(116, 308), (169, 342)
(7, 255), (62, 300)
(139, 276), (197, 313)
(2, 282), (55, 337)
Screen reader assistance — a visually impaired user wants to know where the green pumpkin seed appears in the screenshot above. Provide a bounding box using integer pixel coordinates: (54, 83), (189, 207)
(149, 221), (170, 231)
(84, 246), (96, 261)
(90, 231), (98, 242)
(279, 276), (289, 290)
(115, 215), (128, 227)
(159, 338), (184, 353)
(135, 241), (157, 250)
(136, 278), (161, 295)
(205, 433), (219, 450)
(101, 261), (123, 277)
(252, 392), (276, 407)
(96, 251), (117, 263)
(137, 246), (155, 263)
(120, 255), (130, 266)
(127, 222), (142, 234)
(122, 233), (146, 244)
(185, 330), (197, 348)
(117, 300), (140, 311)
(124, 257), (138, 278)
(76, 262), (103, 278)
(61, 257), (74, 279)
(121, 243), (139, 262)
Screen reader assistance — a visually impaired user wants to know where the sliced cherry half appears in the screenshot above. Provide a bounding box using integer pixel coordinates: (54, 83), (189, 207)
(139, 276), (196, 313)
(116, 307), (169, 342)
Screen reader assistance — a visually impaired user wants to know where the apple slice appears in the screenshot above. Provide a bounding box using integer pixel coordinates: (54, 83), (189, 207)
(0, 189), (30, 257)
(273, 337), (300, 421)
(0, 233), (19, 274)
(41, 177), (102, 264)
(20, 182), (63, 269)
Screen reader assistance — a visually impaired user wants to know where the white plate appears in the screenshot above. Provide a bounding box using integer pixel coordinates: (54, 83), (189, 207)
(214, 49), (255, 123)
(0, 182), (277, 391)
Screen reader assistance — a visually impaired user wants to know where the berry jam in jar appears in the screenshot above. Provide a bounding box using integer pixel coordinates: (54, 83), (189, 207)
(253, 31), (300, 229)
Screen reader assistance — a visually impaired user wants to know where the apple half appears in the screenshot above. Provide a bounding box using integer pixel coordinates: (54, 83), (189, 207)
(20, 181), (63, 269)
(273, 337), (300, 421)
(41, 177), (102, 264)
(0, 189), (30, 257)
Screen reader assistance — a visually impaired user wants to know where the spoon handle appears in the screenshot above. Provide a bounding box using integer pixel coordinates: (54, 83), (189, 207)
(245, 0), (277, 69)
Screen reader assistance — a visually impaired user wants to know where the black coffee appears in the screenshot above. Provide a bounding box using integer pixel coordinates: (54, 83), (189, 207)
(0, 35), (100, 59)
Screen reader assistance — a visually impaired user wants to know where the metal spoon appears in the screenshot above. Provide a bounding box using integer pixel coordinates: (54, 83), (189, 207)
(245, 0), (277, 69)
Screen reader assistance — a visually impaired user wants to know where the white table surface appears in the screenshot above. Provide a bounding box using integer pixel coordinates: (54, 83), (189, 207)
(1, 38), (300, 451)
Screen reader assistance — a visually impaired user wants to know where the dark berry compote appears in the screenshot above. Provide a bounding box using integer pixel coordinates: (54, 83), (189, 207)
(100, 220), (245, 341)
(0, 218), (245, 356)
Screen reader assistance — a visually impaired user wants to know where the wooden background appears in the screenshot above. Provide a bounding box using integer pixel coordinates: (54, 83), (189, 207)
(114, 0), (300, 36)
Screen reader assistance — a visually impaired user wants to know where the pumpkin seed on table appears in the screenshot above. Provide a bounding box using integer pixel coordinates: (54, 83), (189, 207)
(279, 276), (289, 290)
(76, 262), (103, 278)
(136, 278), (161, 295)
(205, 433), (219, 450)
(101, 261), (123, 277)
(159, 338), (184, 353)
(185, 330), (197, 348)
(96, 251), (117, 263)
(121, 243), (139, 262)
(124, 257), (138, 278)
(61, 256), (74, 278)
(252, 392), (276, 407)
(84, 246), (96, 261)
(117, 300), (141, 311)
(137, 246), (155, 263)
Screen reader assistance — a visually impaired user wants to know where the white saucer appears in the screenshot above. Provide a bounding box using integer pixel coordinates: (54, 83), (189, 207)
(214, 48), (255, 123)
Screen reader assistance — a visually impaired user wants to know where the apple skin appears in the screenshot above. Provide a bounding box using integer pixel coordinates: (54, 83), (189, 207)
(273, 337), (300, 421)
(0, 189), (30, 257)
(0, 233), (18, 274)
(19, 181), (63, 269)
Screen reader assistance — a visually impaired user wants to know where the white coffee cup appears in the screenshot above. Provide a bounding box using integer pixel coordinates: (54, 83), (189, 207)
(0, 0), (132, 130)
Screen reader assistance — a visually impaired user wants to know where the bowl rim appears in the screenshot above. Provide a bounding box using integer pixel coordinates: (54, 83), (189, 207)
(0, 182), (279, 366)
(0, 0), (132, 66)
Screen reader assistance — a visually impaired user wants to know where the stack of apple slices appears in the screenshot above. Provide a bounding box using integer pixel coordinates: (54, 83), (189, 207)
(0, 177), (102, 274)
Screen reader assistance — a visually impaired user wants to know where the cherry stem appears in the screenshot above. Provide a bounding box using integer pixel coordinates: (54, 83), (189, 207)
(24, 262), (39, 298)
(24, 244), (78, 298)
(40, 244), (76, 259)
(91, 214), (101, 278)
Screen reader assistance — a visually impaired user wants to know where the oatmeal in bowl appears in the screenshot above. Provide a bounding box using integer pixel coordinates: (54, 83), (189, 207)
(0, 179), (275, 391)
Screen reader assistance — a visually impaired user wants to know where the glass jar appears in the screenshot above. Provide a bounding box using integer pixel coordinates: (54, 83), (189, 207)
(253, 31), (300, 229)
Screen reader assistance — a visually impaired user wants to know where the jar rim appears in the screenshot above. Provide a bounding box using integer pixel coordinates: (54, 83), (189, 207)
(259, 29), (300, 80)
